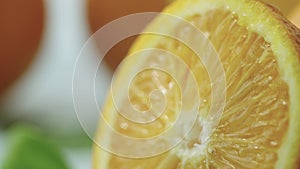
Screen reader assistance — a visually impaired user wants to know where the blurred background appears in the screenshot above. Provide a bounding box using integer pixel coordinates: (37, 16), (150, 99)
(0, 0), (299, 168)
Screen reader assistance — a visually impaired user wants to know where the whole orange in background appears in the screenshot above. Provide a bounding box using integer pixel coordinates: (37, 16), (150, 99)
(87, 0), (167, 70)
(0, 0), (44, 96)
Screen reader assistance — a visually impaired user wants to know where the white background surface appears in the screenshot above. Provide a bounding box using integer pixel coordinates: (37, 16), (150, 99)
(1, 0), (111, 134)
(0, 0), (112, 168)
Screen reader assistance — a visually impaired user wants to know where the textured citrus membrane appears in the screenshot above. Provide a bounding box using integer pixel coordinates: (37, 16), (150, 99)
(106, 48), (202, 157)
(94, 7), (289, 169)
(95, 12), (226, 159)
(174, 10), (287, 168)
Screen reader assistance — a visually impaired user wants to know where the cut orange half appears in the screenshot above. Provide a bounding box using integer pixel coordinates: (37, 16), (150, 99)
(93, 0), (300, 168)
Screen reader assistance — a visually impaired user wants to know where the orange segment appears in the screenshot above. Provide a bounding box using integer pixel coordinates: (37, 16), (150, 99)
(93, 0), (300, 168)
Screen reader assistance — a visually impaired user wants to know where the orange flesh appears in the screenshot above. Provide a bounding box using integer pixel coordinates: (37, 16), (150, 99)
(101, 8), (289, 169)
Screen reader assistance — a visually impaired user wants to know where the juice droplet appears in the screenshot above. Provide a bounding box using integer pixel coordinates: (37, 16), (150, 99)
(120, 122), (129, 130)
(270, 141), (278, 147)
(268, 76), (273, 81)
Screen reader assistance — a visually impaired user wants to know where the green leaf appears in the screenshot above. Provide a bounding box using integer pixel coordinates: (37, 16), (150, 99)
(2, 125), (70, 169)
